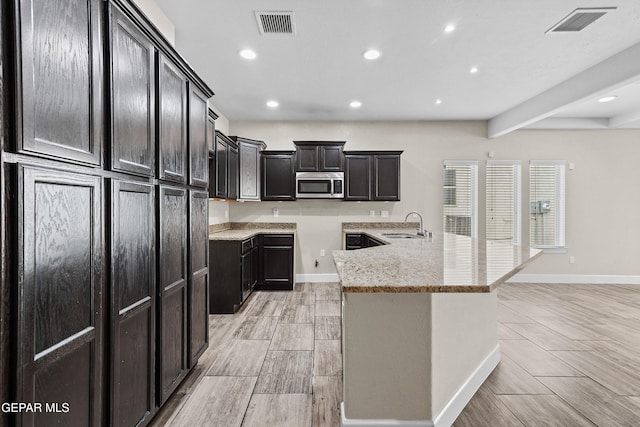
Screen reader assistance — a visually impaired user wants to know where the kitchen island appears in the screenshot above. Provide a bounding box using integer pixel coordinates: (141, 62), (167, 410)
(334, 225), (542, 427)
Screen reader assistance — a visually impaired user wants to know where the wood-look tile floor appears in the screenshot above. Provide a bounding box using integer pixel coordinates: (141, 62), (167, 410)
(150, 282), (342, 427)
(455, 283), (640, 427)
(151, 282), (640, 427)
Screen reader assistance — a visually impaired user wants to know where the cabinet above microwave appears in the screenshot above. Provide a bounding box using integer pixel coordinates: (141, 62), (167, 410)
(294, 141), (345, 172)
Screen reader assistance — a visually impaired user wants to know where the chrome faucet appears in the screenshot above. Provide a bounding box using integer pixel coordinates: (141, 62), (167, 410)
(404, 211), (425, 236)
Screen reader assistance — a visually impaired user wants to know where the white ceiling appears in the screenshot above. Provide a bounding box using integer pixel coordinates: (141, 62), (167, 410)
(155, 0), (640, 136)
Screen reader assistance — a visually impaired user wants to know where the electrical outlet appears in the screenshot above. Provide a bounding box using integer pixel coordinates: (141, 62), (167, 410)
(569, 256), (575, 264)
(320, 249), (326, 257)
(369, 210), (375, 217)
(381, 210), (389, 218)
(273, 207), (279, 217)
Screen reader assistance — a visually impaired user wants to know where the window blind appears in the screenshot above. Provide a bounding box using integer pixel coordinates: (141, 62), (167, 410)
(486, 161), (521, 244)
(443, 161), (478, 238)
(529, 160), (566, 248)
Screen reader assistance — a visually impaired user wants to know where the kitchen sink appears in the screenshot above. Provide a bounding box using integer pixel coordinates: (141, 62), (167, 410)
(381, 233), (422, 239)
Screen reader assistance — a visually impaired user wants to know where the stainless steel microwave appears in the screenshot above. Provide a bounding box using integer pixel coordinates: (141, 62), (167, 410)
(295, 172), (344, 199)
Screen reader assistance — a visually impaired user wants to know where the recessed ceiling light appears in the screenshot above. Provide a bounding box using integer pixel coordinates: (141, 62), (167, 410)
(435, 99), (443, 105)
(598, 95), (617, 103)
(444, 24), (456, 33)
(363, 49), (381, 60)
(349, 101), (362, 108)
(239, 49), (257, 60)
(469, 66), (479, 74)
(266, 100), (279, 108)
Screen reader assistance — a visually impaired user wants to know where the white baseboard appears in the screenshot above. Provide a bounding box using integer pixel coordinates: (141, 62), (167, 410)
(295, 273), (340, 283)
(508, 274), (640, 285)
(341, 345), (501, 427)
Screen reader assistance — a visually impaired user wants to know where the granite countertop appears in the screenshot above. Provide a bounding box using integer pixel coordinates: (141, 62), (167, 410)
(209, 222), (297, 240)
(334, 224), (542, 293)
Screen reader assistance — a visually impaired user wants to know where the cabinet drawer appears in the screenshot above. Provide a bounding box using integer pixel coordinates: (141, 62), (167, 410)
(262, 234), (294, 246)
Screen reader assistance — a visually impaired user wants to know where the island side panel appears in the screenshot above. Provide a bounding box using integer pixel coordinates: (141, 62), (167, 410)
(430, 290), (499, 418)
(342, 292), (433, 421)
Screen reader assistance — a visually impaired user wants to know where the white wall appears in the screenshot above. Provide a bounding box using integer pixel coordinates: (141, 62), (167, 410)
(132, 0), (175, 44)
(229, 120), (640, 278)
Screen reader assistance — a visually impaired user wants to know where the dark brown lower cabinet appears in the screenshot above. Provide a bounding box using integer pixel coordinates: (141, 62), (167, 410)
(188, 190), (209, 367)
(158, 185), (188, 405)
(110, 179), (156, 426)
(259, 235), (294, 290)
(16, 165), (103, 427)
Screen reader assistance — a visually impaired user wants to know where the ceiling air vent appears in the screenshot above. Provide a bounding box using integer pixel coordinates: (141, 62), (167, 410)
(255, 11), (295, 35)
(546, 7), (616, 33)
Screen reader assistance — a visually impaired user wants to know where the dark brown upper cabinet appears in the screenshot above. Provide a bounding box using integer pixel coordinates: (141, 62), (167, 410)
(15, 0), (104, 165)
(158, 54), (188, 183)
(110, 4), (156, 177)
(16, 165), (104, 427)
(373, 153), (402, 201)
(294, 141), (345, 172)
(231, 136), (266, 201)
(344, 151), (402, 201)
(207, 109), (218, 154)
(344, 154), (372, 201)
(212, 131), (238, 200)
(261, 151), (296, 201)
(110, 179), (155, 427)
(189, 86), (209, 188)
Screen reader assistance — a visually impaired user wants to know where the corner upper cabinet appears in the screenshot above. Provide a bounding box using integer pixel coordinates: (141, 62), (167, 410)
(189, 86), (209, 188)
(294, 141), (345, 172)
(373, 153), (401, 201)
(344, 151), (402, 201)
(158, 54), (187, 183)
(109, 4), (155, 177)
(212, 131), (238, 200)
(231, 136), (266, 201)
(15, 0), (103, 165)
(261, 151), (296, 201)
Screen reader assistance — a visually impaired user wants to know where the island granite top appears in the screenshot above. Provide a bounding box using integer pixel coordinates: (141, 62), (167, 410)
(335, 225), (542, 293)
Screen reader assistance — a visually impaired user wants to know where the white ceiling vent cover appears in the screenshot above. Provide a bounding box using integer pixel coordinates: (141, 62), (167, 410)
(255, 11), (296, 35)
(546, 7), (616, 33)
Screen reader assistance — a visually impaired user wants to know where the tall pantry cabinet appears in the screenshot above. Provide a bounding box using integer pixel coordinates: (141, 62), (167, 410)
(0, 0), (215, 426)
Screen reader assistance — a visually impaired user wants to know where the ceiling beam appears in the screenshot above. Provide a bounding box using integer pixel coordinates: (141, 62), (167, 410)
(609, 108), (640, 128)
(488, 42), (640, 138)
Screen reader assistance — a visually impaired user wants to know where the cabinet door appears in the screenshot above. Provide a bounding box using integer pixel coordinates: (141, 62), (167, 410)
(344, 155), (372, 201)
(158, 54), (187, 183)
(158, 186), (188, 404)
(110, 4), (155, 177)
(188, 190), (209, 367)
(261, 235), (294, 291)
(239, 142), (260, 200)
(215, 137), (227, 198)
(320, 145), (344, 171)
(261, 154), (296, 201)
(17, 0), (103, 165)
(373, 155), (401, 201)
(17, 165), (103, 426)
(296, 145), (318, 171)
(251, 245), (260, 290)
(111, 180), (155, 426)
(241, 251), (251, 301)
(227, 144), (239, 200)
(189, 86), (209, 188)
